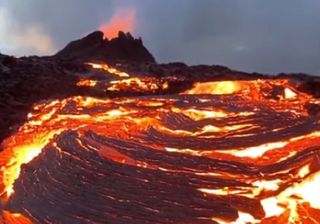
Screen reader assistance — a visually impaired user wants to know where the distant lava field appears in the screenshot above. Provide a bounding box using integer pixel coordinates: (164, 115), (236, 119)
(0, 32), (320, 224)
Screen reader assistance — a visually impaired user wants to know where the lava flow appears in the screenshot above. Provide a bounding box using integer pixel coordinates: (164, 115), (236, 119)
(0, 63), (320, 224)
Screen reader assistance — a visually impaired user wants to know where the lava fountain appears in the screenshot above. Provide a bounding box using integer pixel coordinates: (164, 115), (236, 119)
(0, 63), (320, 224)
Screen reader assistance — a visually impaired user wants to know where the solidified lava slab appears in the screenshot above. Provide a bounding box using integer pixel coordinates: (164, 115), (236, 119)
(7, 131), (241, 224)
(6, 130), (320, 223)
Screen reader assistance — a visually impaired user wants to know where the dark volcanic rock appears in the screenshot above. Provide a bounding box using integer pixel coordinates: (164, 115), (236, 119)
(55, 31), (155, 63)
(0, 57), (89, 146)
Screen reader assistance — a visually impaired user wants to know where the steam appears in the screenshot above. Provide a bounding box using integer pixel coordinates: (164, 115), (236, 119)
(100, 7), (136, 39)
(0, 7), (55, 56)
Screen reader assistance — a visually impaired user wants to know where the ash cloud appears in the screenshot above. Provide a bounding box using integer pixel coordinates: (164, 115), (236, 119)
(0, 0), (116, 55)
(1, 0), (320, 75)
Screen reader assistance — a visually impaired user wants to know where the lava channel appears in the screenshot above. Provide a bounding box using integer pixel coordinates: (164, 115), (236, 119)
(0, 64), (320, 224)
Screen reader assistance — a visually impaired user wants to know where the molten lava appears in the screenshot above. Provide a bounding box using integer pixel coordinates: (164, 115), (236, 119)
(86, 62), (130, 77)
(0, 63), (319, 224)
(100, 8), (136, 39)
(183, 81), (242, 95)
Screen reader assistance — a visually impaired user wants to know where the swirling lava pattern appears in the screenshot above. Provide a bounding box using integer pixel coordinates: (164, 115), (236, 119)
(1, 77), (320, 223)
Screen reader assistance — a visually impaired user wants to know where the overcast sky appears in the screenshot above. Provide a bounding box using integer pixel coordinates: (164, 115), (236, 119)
(0, 0), (320, 75)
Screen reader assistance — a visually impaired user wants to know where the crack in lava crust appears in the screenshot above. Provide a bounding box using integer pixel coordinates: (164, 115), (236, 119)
(0, 78), (320, 223)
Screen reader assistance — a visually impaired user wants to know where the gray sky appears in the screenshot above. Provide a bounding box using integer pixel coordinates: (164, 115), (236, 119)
(1, 0), (320, 75)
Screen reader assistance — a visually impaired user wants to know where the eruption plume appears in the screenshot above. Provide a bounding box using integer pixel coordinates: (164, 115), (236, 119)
(100, 7), (136, 39)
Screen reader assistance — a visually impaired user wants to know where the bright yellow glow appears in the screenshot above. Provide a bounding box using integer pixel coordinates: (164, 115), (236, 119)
(158, 123), (252, 137)
(211, 212), (260, 224)
(218, 141), (288, 158)
(284, 87), (297, 100)
(216, 131), (320, 159)
(2, 130), (62, 197)
(252, 179), (282, 195)
(183, 81), (241, 95)
(261, 197), (285, 218)
(262, 170), (320, 220)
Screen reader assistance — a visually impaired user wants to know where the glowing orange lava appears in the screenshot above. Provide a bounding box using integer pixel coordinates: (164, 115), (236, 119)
(76, 79), (97, 87)
(0, 62), (319, 223)
(86, 62), (130, 77)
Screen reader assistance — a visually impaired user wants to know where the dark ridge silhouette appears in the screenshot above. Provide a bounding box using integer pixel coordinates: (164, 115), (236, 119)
(55, 31), (156, 63)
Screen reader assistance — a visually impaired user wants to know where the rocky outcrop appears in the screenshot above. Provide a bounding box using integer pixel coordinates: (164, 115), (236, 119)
(55, 31), (155, 63)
